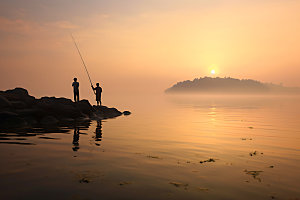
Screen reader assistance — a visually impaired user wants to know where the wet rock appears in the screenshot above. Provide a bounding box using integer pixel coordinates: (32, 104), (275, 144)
(0, 111), (27, 128)
(0, 87), (126, 128)
(93, 105), (122, 119)
(0, 87), (35, 106)
(10, 101), (27, 109)
(40, 116), (59, 125)
(0, 96), (12, 109)
(37, 97), (82, 118)
(119, 181), (132, 186)
(76, 100), (93, 116)
(123, 111), (131, 115)
(169, 182), (189, 190)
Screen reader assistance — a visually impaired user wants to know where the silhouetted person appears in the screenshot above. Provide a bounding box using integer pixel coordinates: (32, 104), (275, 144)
(72, 78), (79, 102)
(91, 83), (102, 106)
(72, 127), (80, 151)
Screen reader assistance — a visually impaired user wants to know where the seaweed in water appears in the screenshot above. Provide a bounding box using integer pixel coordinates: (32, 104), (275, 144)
(169, 182), (189, 190)
(199, 158), (216, 164)
(119, 181), (132, 186)
(244, 170), (263, 182)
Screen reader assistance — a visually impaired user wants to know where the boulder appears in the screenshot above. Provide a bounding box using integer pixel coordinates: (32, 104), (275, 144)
(0, 111), (27, 128)
(1, 87), (35, 106)
(40, 116), (59, 125)
(76, 100), (94, 116)
(0, 87), (127, 128)
(93, 105), (122, 119)
(0, 96), (11, 109)
(123, 111), (131, 115)
(36, 97), (82, 118)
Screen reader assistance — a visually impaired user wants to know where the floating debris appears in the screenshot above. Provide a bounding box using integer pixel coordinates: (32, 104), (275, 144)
(119, 181), (132, 186)
(249, 151), (263, 156)
(169, 182), (188, 190)
(146, 155), (160, 159)
(197, 187), (209, 191)
(248, 126), (254, 129)
(249, 151), (258, 156)
(241, 138), (253, 140)
(199, 158), (216, 164)
(244, 170), (263, 182)
(79, 178), (90, 183)
(269, 165), (274, 168)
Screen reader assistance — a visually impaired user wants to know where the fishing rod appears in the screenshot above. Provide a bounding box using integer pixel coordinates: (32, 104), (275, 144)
(70, 33), (95, 94)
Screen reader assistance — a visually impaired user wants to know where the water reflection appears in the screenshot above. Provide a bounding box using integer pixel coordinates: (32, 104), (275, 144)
(0, 120), (92, 146)
(72, 127), (80, 151)
(95, 120), (102, 146)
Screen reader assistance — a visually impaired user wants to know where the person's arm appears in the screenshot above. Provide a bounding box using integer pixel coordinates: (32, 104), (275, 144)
(91, 84), (95, 90)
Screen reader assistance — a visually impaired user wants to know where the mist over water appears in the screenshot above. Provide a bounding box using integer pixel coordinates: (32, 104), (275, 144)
(0, 93), (299, 199)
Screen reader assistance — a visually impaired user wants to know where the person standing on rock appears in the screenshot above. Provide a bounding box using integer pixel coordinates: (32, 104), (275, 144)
(72, 78), (80, 102)
(91, 83), (102, 106)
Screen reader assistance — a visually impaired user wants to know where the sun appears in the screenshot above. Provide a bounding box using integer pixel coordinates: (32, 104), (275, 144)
(210, 69), (216, 75)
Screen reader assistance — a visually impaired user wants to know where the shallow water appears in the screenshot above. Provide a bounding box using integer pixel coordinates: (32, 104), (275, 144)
(0, 94), (300, 200)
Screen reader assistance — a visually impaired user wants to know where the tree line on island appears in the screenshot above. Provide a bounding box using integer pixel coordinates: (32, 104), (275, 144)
(165, 77), (300, 94)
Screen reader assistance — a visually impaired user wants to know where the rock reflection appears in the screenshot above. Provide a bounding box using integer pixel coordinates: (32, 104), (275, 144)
(0, 120), (91, 146)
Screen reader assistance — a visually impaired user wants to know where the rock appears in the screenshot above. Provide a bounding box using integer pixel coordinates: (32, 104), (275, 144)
(36, 97), (82, 118)
(76, 100), (94, 116)
(0, 111), (27, 128)
(0, 96), (12, 109)
(123, 111), (131, 115)
(40, 116), (59, 125)
(1, 87), (35, 106)
(93, 105), (122, 119)
(10, 101), (27, 109)
(0, 87), (126, 128)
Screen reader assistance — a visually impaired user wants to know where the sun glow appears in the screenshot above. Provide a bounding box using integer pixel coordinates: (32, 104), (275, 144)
(210, 69), (216, 75)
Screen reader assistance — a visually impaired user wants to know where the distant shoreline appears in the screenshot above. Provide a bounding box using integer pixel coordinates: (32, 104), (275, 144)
(165, 77), (300, 95)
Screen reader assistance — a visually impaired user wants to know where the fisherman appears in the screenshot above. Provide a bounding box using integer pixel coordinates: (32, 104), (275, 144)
(91, 83), (102, 106)
(72, 78), (80, 102)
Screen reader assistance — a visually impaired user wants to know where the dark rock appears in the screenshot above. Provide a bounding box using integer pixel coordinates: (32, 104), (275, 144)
(0, 96), (12, 109)
(93, 105), (122, 119)
(0, 111), (27, 128)
(36, 97), (82, 118)
(76, 100), (94, 116)
(123, 111), (131, 115)
(0, 87), (35, 106)
(40, 116), (59, 125)
(10, 101), (27, 109)
(0, 87), (126, 128)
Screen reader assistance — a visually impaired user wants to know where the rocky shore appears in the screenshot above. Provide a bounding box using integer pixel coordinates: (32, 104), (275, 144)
(0, 88), (129, 128)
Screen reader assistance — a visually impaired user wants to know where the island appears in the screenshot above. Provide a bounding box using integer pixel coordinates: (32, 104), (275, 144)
(0, 88), (130, 128)
(165, 77), (300, 94)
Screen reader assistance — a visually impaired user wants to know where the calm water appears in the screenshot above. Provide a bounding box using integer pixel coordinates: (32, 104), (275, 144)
(0, 94), (300, 200)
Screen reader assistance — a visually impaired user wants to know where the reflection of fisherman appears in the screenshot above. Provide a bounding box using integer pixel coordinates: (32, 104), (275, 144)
(72, 127), (80, 151)
(95, 120), (102, 142)
(72, 78), (79, 102)
(91, 83), (102, 106)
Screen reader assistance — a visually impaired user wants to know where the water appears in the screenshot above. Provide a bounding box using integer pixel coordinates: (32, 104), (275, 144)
(0, 94), (300, 200)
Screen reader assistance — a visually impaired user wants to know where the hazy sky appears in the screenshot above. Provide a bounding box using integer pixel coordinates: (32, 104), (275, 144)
(1, 0), (300, 101)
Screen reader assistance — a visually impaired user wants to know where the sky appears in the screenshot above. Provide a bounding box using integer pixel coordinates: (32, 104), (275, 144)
(0, 0), (300, 102)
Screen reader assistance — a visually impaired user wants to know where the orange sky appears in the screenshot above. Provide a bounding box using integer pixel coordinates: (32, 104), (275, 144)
(0, 0), (300, 102)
